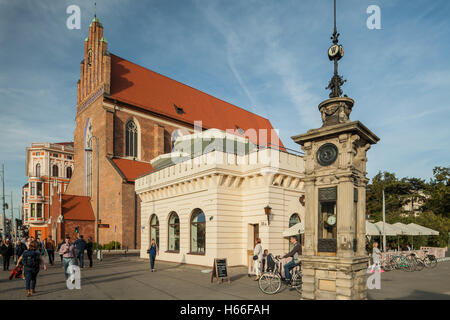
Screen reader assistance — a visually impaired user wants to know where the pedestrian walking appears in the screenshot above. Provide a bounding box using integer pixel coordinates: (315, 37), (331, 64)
(253, 238), (263, 281)
(16, 240), (47, 297)
(86, 237), (94, 268)
(57, 241), (64, 263)
(59, 236), (77, 280)
(26, 237), (34, 249)
(74, 234), (87, 268)
(1, 239), (14, 271)
(45, 236), (56, 265)
(15, 239), (27, 280)
(147, 239), (158, 272)
(37, 239), (43, 252)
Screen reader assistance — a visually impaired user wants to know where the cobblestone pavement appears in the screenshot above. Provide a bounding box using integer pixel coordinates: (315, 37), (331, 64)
(0, 255), (448, 300)
(366, 260), (450, 300)
(0, 255), (300, 300)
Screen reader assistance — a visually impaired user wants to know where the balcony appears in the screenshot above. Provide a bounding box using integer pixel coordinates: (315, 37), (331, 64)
(29, 176), (44, 182)
(29, 195), (45, 202)
(28, 216), (45, 225)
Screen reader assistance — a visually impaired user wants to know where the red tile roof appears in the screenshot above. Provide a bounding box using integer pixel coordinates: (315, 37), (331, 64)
(110, 158), (153, 182)
(62, 194), (95, 221)
(109, 54), (284, 148)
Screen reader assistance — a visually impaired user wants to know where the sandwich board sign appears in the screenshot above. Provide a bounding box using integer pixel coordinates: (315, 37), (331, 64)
(211, 258), (230, 284)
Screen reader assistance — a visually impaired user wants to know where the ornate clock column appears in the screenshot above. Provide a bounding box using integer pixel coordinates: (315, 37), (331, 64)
(292, 0), (379, 300)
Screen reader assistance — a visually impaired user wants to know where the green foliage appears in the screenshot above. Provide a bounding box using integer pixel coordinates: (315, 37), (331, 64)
(102, 241), (121, 250)
(92, 241), (121, 250)
(422, 166), (450, 218)
(366, 166), (450, 248)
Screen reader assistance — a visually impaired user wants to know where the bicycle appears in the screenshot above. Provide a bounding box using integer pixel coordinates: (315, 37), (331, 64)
(407, 251), (437, 271)
(409, 253), (424, 271)
(258, 256), (302, 295)
(422, 250), (438, 269)
(387, 254), (415, 272)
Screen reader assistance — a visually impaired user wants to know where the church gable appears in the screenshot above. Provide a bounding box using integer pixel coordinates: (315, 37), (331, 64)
(77, 15), (111, 112)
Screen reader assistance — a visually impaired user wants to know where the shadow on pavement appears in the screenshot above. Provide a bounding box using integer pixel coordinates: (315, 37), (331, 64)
(390, 290), (450, 300)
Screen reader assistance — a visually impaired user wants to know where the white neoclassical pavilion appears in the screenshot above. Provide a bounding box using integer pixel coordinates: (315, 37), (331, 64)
(135, 129), (306, 267)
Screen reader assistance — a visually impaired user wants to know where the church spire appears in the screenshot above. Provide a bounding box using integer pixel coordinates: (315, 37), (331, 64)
(325, 0), (346, 98)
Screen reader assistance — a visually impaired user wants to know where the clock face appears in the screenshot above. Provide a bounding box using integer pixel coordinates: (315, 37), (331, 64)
(328, 45), (339, 58)
(327, 215), (337, 226)
(317, 143), (338, 166)
(339, 45), (344, 58)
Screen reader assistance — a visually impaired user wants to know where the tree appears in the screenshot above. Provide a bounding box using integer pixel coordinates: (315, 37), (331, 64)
(366, 167), (450, 247)
(366, 171), (410, 221)
(423, 166), (450, 218)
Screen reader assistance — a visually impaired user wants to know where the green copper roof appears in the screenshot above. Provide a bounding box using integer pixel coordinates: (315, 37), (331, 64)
(92, 17), (99, 23)
(100, 37), (108, 44)
(84, 37), (88, 42)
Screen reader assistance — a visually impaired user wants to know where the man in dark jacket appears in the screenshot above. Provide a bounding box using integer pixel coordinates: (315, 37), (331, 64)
(74, 234), (87, 268)
(1, 239), (14, 270)
(282, 236), (302, 282)
(86, 237), (94, 268)
(15, 239), (27, 259)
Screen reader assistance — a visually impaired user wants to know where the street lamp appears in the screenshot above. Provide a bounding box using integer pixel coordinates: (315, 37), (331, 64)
(85, 136), (102, 260)
(264, 205), (272, 226)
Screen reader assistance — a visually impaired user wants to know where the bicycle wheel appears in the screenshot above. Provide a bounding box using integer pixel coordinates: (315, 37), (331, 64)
(383, 259), (394, 271)
(291, 272), (302, 294)
(426, 256), (438, 269)
(414, 258), (425, 271)
(258, 273), (281, 295)
(405, 256), (416, 272)
(393, 256), (402, 270)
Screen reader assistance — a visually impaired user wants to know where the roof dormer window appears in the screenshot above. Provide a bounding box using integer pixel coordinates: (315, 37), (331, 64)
(174, 104), (185, 115)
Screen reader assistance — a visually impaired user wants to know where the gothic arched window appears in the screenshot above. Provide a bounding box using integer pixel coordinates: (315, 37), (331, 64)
(85, 121), (93, 197)
(125, 120), (138, 158)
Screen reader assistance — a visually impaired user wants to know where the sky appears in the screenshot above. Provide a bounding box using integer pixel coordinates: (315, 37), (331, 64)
(1, 0), (449, 219)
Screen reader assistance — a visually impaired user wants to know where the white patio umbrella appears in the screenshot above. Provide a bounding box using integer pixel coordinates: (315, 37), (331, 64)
(366, 221), (381, 236)
(392, 222), (418, 235)
(373, 221), (398, 251)
(392, 222), (419, 251)
(374, 221), (398, 236)
(407, 223), (439, 236)
(282, 222), (305, 237)
(406, 223), (440, 250)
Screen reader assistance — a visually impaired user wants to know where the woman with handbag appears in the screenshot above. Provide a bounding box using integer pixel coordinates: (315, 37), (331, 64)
(253, 238), (263, 281)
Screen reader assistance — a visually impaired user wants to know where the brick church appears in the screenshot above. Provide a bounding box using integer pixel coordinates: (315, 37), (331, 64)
(66, 15), (282, 249)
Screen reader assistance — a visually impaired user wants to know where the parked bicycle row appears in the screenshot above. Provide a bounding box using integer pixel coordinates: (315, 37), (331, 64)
(382, 250), (438, 272)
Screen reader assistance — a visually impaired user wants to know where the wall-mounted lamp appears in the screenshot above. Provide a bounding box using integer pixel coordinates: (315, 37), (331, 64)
(299, 195), (305, 207)
(209, 216), (213, 221)
(264, 205), (272, 226)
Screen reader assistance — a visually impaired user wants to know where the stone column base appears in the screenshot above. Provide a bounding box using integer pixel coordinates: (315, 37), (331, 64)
(300, 255), (369, 300)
